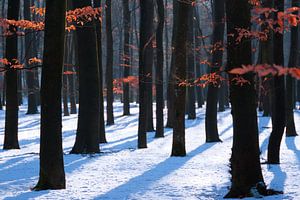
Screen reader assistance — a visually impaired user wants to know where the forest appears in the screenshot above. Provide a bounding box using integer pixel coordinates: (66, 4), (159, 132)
(1, 0), (300, 199)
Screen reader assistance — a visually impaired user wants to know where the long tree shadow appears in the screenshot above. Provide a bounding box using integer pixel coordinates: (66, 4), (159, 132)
(285, 137), (300, 163)
(94, 142), (223, 199)
(268, 165), (287, 192)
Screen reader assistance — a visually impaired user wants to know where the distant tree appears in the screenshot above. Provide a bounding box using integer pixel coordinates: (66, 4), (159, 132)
(106, 0), (114, 125)
(285, 0), (299, 137)
(94, 0), (107, 143)
(3, 0), (20, 150)
(24, 0), (38, 115)
(123, 0), (130, 116)
(34, 0), (66, 190)
(155, 0), (165, 138)
(186, 9), (196, 120)
(171, 0), (191, 157)
(138, 0), (154, 148)
(225, 0), (266, 197)
(205, 0), (225, 143)
(267, 0), (286, 164)
(70, 0), (100, 154)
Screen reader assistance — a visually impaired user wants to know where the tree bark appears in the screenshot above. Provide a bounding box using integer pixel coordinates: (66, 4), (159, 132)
(225, 0), (265, 197)
(34, 0), (66, 190)
(71, 0), (100, 154)
(3, 0), (20, 150)
(171, 0), (191, 157)
(155, 0), (165, 138)
(105, 0), (115, 125)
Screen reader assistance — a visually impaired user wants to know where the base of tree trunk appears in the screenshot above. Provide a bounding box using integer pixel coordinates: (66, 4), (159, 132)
(224, 182), (283, 198)
(32, 182), (65, 191)
(286, 132), (298, 137)
(206, 138), (222, 143)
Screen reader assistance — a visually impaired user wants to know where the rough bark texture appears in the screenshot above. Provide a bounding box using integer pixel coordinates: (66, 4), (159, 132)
(171, 0), (190, 157)
(225, 0), (265, 197)
(34, 0), (66, 190)
(3, 0), (20, 150)
(71, 0), (100, 154)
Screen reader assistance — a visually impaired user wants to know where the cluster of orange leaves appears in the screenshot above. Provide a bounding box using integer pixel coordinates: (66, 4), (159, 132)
(0, 6), (103, 34)
(113, 76), (139, 94)
(0, 57), (42, 70)
(229, 64), (300, 79)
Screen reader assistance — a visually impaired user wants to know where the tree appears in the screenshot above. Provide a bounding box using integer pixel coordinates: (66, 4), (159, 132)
(123, 0), (131, 116)
(24, 0), (38, 115)
(267, 0), (286, 164)
(106, 0), (114, 125)
(285, 0), (299, 137)
(34, 0), (66, 190)
(94, 0), (107, 143)
(171, 0), (191, 157)
(70, 0), (101, 154)
(138, 0), (154, 148)
(3, 0), (20, 150)
(205, 0), (225, 143)
(225, 0), (266, 197)
(155, 0), (165, 138)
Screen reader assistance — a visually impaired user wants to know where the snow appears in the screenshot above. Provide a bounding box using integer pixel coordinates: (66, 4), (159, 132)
(0, 103), (300, 200)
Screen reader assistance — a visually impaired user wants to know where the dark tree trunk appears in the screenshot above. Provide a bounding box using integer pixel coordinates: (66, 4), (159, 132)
(94, 0), (107, 143)
(166, 0), (178, 128)
(138, 0), (154, 148)
(62, 73), (69, 116)
(218, 73), (226, 112)
(71, 0), (100, 154)
(105, 0), (114, 125)
(285, 0), (299, 137)
(3, 0), (20, 150)
(267, 0), (286, 164)
(33, 0), (66, 190)
(225, 0), (265, 197)
(155, 0), (164, 138)
(171, 0), (190, 157)
(186, 9), (196, 120)
(205, 0), (225, 143)
(123, 0), (130, 116)
(195, 25), (204, 108)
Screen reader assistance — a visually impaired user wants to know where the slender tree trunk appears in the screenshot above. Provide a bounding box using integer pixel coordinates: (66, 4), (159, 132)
(33, 0), (66, 190)
(94, 0), (107, 143)
(225, 0), (266, 197)
(105, 0), (114, 125)
(285, 0), (299, 137)
(205, 0), (225, 143)
(186, 9), (196, 120)
(267, 0), (286, 164)
(138, 0), (154, 148)
(71, 0), (100, 154)
(123, 0), (130, 116)
(171, 0), (191, 157)
(155, 0), (164, 138)
(3, 0), (20, 150)
(62, 73), (69, 116)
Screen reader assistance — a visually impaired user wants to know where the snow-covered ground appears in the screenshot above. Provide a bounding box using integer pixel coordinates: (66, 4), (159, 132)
(0, 103), (300, 200)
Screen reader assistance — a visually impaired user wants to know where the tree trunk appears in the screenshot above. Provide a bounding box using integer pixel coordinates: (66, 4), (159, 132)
(225, 0), (265, 197)
(123, 0), (130, 116)
(267, 0), (286, 164)
(171, 0), (191, 157)
(94, 0), (107, 143)
(71, 0), (100, 154)
(33, 0), (66, 190)
(105, 0), (114, 125)
(186, 9), (196, 120)
(205, 0), (225, 143)
(155, 0), (164, 138)
(285, 0), (299, 137)
(3, 0), (20, 150)
(138, 0), (154, 148)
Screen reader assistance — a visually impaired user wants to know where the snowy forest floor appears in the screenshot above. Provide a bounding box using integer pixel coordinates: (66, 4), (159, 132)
(0, 103), (300, 200)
